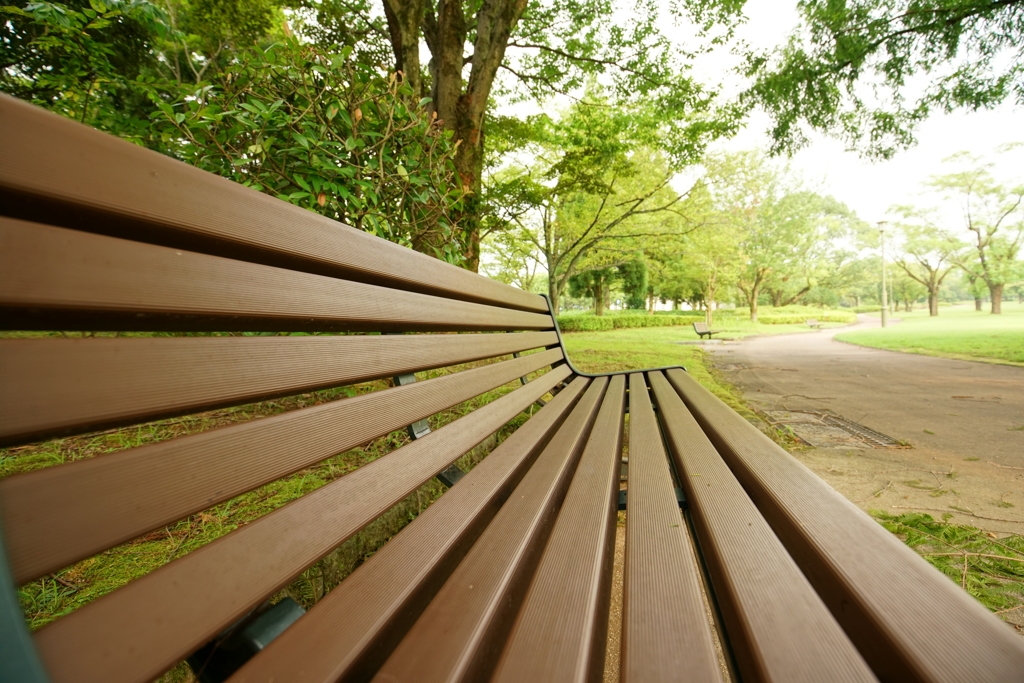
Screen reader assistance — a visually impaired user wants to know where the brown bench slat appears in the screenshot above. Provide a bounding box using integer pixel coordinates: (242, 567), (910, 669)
(665, 368), (1024, 683)
(227, 376), (591, 683)
(0, 331), (557, 447)
(371, 377), (608, 683)
(648, 371), (875, 683)
(1, 348), (564, 585)
(30, 365), (572, 683)
(622, 373), (722, 683)
(0, 218), (553, 332)
(491, 374), (625, 683)
(0, 94), (547, 314)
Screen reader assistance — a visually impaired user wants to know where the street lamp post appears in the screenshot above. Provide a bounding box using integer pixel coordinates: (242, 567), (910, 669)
(878, 221), (888, 328)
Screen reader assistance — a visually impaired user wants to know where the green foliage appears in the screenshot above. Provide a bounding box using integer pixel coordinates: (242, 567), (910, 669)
(1, 0), (171, 136)
(743, 0), (1024, 158)
(485, 97), (704, 313)
(2, 2), (466, 259)
(872, 511), (1024, 613)
(494, 0), (745, 164)
(927, 150), (1024, 312)
(151, 40), (466, 260)
(618, 260), (648, 309)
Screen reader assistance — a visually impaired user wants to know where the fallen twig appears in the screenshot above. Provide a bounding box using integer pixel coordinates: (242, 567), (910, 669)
(856, 480), (893, 503)
(50, 573), (82, 590)
(878, 467), (954, 477)
(920, 552), (1024, 563)
(996, 604), (1024, 615)
(988, 461), (1024, 471)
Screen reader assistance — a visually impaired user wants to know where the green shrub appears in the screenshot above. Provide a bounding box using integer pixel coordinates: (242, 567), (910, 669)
(556, 314), (704, 332)
(756, 313), (856, 324)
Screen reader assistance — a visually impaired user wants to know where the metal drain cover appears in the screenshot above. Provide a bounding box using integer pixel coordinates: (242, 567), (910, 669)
(763, 410), (908, 449)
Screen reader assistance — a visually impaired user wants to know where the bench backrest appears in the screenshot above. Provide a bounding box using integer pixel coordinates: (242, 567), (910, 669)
(693, 322), (709, 332)
(0, 94), (569, 682)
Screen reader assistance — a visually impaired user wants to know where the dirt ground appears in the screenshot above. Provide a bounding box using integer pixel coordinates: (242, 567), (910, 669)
(706, 316), (1024, 629)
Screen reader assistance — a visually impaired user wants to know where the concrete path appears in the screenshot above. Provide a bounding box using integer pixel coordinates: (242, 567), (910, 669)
(707, 316), (1024, 540)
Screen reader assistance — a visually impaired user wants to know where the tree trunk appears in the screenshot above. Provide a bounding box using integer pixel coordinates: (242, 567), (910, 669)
(381, 0), (424, 96)
(454, 132), (484, 270)
(854, 294), (861, 307)
(548, 279), (561, 317)
(928, 291), (939, 316)
(594, 283), (605, 316)
(975, 297), (983, 311)
(388, 0), (527, 271)
(989, 283), (1003, 314)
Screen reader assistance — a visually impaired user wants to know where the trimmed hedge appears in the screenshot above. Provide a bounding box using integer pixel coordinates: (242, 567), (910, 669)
(756, 313), (856, 324)
(556, 314), (702, 332)
(556, 310), (857, 331)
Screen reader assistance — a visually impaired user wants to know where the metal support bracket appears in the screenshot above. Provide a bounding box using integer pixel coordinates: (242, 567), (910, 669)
(384, 333), (465, 486)
(187, 598), (305, 683)
(392, 371), (432, 440)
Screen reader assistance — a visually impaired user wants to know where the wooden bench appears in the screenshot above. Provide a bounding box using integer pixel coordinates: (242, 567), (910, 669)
(807, 318), (823, 329)
(693, 321), (720, 339)
(2, 94), (1023, 683)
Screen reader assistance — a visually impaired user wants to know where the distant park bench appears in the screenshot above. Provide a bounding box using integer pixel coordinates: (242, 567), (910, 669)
(693, 321), (721, 339)
(807, 319), (823, 329)
(3, 94), (1023, 683)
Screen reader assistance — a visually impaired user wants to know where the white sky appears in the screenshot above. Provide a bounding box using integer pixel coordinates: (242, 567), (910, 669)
(677, 0), (1024, 227)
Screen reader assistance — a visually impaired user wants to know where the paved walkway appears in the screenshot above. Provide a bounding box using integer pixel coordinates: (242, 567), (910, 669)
(707, 316), (1024, 538)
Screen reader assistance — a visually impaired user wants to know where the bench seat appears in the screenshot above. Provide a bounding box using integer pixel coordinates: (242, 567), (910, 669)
(2, 94), (1023, 683)
(693, 321), (720, 339)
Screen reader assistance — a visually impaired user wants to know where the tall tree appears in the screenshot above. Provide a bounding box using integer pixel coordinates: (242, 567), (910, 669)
(742, 0), (1024, 158)
(702, 151), (860, 320)
(377, 0), (741, 269)
(930, 151), (1024, 314)
(487, 100), (707, 314)
(889, 210), (961, 316)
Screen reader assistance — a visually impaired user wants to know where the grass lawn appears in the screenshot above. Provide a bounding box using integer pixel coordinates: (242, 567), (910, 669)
(560, 328), (746, 412)
(835, 302), (1024, 366)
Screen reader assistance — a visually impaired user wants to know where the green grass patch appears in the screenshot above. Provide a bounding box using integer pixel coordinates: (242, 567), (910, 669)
(835, 302), (1024, 365)
(560, 328), (751, 418)
(871, 511), (1024, 614)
